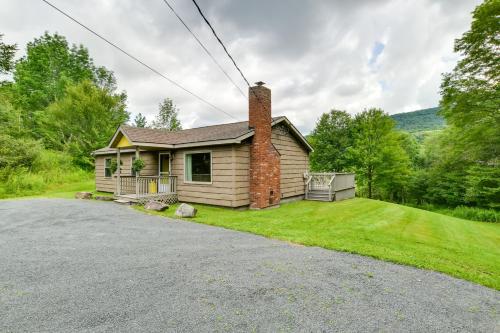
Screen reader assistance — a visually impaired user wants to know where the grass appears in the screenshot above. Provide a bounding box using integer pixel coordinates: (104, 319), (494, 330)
(413, 204), (499, 223)
(136, 198), (500, 290)
(0, 178), (106, 200)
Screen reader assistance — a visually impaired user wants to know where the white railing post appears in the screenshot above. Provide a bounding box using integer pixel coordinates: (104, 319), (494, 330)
(135, 146), (139, 196)
(328, 174), (336, 201)
(116, 148), (121, 195)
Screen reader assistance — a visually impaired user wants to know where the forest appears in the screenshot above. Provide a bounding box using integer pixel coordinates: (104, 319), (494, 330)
(0, 0), (497, 222)
(391, 107), (445, 133)
(309, 0), (499, 221)
(0, 30), (184, 199)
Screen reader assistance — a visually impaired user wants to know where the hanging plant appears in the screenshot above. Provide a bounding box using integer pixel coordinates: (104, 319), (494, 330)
(132, 158), (146, 174)
(109, 158), (123, 174)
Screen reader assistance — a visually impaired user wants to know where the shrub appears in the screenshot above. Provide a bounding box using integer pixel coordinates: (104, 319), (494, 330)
(0, 134), (42, 169)
(448, 206), (498, 223)
(2, 169), (46, 196)
(0, 149), (92, 198)
(413, 203), (499, 223)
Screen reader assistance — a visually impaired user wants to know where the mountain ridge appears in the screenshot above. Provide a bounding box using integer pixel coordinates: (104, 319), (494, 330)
(391, 107), (445, 132)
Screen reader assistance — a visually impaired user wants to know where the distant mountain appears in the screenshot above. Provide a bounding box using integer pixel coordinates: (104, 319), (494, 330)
(391, 107), (445, 133)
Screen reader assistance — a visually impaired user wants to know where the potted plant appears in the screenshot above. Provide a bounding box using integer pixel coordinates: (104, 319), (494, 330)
(132, 158), (146, 176)
(109, 158), (123, 175)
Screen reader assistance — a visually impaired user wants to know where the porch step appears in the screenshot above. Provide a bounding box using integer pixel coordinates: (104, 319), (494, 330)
(306, 190), (333, 202)
(114, 199), (133, 205)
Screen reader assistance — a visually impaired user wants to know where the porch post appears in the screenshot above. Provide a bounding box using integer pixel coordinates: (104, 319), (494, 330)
(135, 146), (140, 195)
(116, 147), (121, 195)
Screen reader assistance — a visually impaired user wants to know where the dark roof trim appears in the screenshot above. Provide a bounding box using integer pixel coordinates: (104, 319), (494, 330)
(272, 117), (313, 152)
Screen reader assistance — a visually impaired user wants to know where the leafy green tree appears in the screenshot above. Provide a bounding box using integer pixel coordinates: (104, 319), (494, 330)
(134, 113), (147, 127)
(416, 128), (468, 206)
(0, 34), (16, 75)
(0, 89), (25, 138)
(347, 108), (411, 199)
(309, 110), (353, 172)
(39, 80), (129, 169)
(465, 165), (500, 208)
(152, 98), (182, 131)
(12, 32), (116, 132)
(440, 0), (499, 163)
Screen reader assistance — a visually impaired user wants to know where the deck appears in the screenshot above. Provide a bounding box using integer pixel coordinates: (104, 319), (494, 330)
(115, 175), (178, 204)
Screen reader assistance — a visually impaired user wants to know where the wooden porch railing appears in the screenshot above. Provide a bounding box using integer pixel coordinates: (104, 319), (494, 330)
(304, 172), (355, 201)
(117, 175), (177, 196)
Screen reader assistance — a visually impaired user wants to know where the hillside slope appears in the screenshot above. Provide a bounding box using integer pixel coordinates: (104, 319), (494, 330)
(391, 107), (445, 132)
(139, 198), (500, 289)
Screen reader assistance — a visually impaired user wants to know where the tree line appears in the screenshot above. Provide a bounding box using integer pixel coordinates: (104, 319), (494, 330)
(0, 32), (182, 197)
(309, 0), (498, 211)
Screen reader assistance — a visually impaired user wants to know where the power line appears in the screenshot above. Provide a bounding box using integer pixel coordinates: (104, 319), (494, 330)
(190, 0), (253, 89)
(39, 0), (237, 121)
(161, 0), (246, 99)
(190, 0), (270, 115)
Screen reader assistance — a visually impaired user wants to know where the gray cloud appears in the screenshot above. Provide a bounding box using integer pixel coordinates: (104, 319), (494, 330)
(0, 0), (480, 133)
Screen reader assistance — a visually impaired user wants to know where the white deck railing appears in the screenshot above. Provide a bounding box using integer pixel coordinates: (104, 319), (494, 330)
(118, 175), (177, 196)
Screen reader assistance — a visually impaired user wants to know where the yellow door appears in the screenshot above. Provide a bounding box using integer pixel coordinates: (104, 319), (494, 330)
(159, 153), (170, 192)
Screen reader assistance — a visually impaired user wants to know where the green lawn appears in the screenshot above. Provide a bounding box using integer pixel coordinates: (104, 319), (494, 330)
(137, 198), (500, 290)
(0, 179), (97, 199)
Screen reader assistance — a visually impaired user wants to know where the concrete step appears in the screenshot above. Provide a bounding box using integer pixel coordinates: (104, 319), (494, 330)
(114, 199), (133, 205)
(308, 192), (330, 197)
(306, 197), (332, 202)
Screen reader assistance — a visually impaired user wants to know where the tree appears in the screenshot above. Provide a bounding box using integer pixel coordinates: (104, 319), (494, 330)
(134, 113), (147, 127)
(309, 110), (353, 172)
(39, 80), (129, 169)
(347, 108), (411, 199)
(440, 0), (499, 163)
(12, 32), (116, 133)
(152, 98), (182, 131)
(0, 34), (16, 75)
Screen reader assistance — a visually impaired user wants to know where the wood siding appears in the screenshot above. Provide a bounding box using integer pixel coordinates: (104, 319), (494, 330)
(94, 128), (309, 206)
(172, 144), (250, 207)
(95, 151), (159, 193)
(271, 125), (309, 199)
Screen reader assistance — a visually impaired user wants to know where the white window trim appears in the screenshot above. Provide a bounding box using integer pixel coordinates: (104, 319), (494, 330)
(104, 158), (112, 178)
(183, 150), (213, 184)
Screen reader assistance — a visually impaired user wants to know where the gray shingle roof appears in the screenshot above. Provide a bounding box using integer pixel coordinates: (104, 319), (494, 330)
(121, 119), (260, 145)
(93, 116), (313, 155)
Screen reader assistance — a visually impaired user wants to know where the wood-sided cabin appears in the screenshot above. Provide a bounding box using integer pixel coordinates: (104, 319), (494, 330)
(93, 83), (355, 208)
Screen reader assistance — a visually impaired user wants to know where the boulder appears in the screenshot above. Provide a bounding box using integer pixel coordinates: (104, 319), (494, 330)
(94, 195), (114, 201)
(144, 200), (169, 212)
(75, 192), (93, 200)
(175, 203), (197, 218)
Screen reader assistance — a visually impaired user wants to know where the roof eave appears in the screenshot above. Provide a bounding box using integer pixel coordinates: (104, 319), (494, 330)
(272, 117), (313, 152)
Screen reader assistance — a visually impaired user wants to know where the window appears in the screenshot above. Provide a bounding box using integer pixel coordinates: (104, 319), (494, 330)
(185, 152), (211, 183)
(131, 156), (136, 176)
(104, 158), (112, 177)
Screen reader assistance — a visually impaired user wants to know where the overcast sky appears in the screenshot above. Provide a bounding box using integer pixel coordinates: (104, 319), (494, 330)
(1, 0), (479, 133)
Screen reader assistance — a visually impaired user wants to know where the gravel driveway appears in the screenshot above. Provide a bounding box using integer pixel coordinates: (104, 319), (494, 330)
(0, 199), (498, 332)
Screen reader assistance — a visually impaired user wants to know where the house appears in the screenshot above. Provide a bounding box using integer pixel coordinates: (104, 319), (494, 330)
(93, 82), (354, 209)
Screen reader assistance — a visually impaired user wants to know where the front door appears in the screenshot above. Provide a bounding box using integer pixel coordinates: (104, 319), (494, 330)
(158, 153), (170, 193)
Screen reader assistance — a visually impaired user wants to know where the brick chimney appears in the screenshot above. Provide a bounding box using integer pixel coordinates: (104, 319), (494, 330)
(249, 82), (280, 209)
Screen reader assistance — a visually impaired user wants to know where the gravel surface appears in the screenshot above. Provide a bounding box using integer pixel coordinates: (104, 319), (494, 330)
(0, 199), (498, 332)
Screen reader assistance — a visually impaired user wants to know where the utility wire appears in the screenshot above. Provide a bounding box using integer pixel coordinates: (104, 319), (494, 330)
(190, 0), (269, 115)
(40, 0), (237, 120)
(161, 0), (246, 99)
(190, 0), (252, 89)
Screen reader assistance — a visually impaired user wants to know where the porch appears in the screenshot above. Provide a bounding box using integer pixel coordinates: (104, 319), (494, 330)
(115, 175), (178, 204)
(305, 172), (355, 202)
